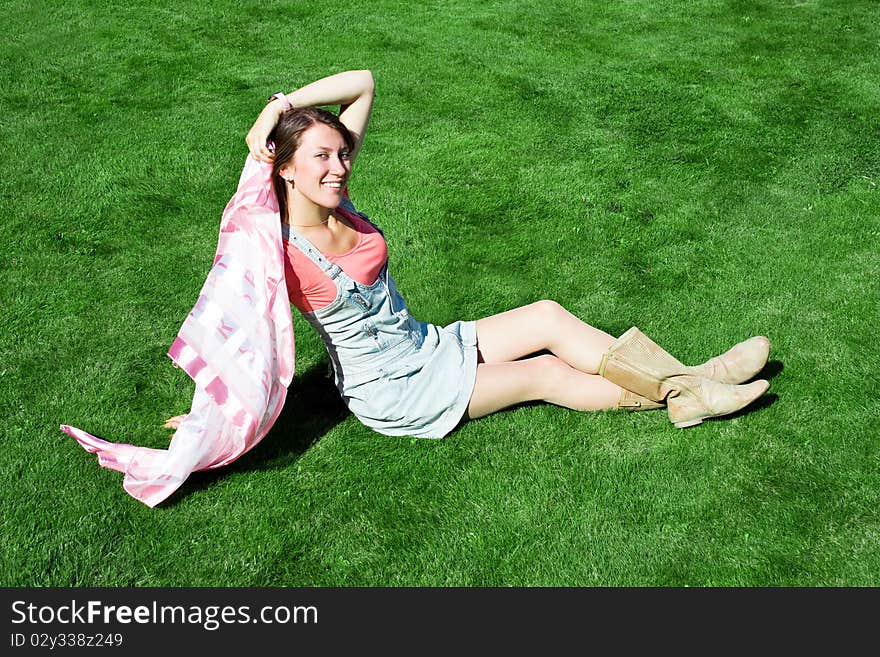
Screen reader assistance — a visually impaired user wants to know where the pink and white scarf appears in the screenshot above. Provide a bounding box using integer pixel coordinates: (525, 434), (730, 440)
(61, 155), (295, 507)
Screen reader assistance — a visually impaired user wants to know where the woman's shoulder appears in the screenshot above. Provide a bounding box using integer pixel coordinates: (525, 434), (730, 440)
(338, 193), (381, 235)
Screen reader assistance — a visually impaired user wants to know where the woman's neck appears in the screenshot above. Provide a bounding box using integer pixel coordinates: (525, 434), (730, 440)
(285, 191), (333, 227)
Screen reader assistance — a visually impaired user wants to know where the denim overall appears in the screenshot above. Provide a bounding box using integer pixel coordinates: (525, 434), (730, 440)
(281, 201), (478, 438)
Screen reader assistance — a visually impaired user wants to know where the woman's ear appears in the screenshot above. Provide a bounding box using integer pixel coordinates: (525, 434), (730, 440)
(279, 163), (295, 184)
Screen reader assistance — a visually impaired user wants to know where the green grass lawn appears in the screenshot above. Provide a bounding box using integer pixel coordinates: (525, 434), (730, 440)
(2, 0), (878, 586)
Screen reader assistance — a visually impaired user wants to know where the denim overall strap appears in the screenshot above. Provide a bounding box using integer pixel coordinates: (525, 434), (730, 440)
(336, 196), (397, 311)
(280, 223), (344, 281)
(339, 196), (385, 238)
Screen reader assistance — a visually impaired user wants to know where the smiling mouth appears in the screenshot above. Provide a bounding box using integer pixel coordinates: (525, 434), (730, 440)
(322, 180), (345, 190)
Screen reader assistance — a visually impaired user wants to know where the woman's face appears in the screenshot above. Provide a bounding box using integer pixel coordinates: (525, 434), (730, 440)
(281, 122), (351, 209)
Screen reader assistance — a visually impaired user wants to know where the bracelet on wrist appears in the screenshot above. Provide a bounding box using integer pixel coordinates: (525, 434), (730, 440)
(267, 92), (292, 111)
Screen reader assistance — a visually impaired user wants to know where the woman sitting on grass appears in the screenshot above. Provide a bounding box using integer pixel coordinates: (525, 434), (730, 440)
(168, 69), (770, 439)
(65, 69), (770, 507)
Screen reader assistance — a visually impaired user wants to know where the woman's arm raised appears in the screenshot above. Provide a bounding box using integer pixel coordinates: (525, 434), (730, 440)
(246, 70), (375, 163)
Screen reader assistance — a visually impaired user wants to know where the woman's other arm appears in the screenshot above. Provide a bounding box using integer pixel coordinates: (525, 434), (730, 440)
(246, 70), (375, 163)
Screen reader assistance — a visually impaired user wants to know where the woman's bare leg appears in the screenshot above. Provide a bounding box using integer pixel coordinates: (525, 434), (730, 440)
(465, 299), (768, 424)
(474, 299), (616, 371)
(463, 299), (641, 419)
(466, 354), (623, 419)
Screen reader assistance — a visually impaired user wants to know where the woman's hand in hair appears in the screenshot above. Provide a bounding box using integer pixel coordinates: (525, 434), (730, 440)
(246, 101), (284, 163)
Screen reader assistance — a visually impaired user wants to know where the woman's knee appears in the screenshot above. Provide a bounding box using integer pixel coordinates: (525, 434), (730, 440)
(532, 299), (568, 324)
(528, 353), (571, 398)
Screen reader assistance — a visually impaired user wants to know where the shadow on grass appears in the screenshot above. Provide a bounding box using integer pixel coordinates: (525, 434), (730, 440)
(163, 362), (349, 505)
(161, 359), (785, 504)
(759, 359), (784, 381)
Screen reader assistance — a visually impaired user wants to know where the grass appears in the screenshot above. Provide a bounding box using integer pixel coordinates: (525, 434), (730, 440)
(2, 0), (879, 586)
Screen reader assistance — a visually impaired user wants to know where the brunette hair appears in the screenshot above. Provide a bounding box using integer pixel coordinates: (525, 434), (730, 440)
(270, 107), (355, 223)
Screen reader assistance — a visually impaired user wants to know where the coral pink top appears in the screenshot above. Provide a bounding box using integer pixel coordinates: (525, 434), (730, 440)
(282, 205), (388, 313)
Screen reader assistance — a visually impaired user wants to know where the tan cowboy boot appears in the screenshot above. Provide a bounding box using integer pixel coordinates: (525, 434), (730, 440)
(599, 327), (769, 428)
(688, 336), (770, 384)
(665, 375), (769, 428)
